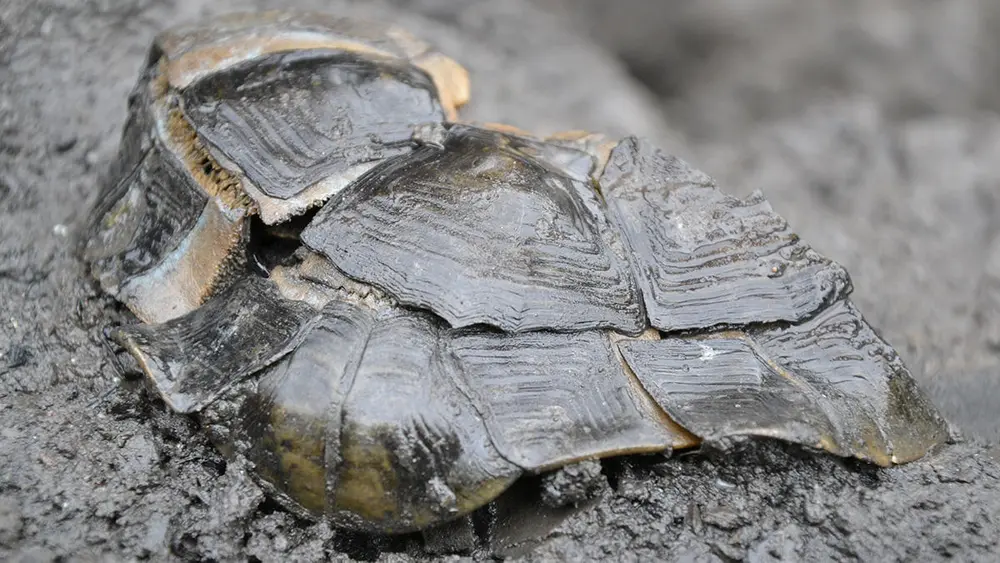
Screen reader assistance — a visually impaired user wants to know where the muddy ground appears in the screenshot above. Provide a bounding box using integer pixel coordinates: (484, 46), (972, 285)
(1, 0), (999, 561)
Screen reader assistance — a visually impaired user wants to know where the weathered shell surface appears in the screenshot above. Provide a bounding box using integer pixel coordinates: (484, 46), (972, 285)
(301, 124), (646, 333)
(88, 10), (950, 535)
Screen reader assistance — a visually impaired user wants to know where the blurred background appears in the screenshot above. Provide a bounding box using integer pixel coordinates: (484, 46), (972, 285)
(540, 0), (1000, 140)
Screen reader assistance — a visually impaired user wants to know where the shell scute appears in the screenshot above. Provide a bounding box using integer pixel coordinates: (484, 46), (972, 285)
(301, 124), (646, 334)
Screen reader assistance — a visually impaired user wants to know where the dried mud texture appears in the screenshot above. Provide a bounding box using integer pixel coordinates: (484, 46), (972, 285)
(1, 0), (999, 562)
(519, 443), (999, 563)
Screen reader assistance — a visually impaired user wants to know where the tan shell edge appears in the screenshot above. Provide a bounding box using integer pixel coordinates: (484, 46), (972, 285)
(166, 35), (400, 90)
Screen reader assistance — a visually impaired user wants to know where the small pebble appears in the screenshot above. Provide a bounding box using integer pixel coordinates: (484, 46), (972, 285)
(702, 507), (745, 530)
(39, 16), (54, 36)
(804, 499), (827, 524)
(686, 502), (704, 535)
(715, 477), (737, 490)
(53, 136), (76, 153)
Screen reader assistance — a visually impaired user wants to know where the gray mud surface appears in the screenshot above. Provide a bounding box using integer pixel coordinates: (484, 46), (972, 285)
(1, 1), (999, 561)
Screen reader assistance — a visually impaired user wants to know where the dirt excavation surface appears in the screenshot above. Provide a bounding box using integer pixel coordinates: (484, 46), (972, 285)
(1, 1), (999, 562)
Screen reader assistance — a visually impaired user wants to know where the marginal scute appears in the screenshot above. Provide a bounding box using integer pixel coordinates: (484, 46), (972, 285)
(608, 329), (701, 450)
(97, 64), (158, 209)
(231, 300), (378, 518)
(118, 197), (247, 324)
(620, 299), (949, 466)
(449, 329), (677, 471)
(302, 124), (645, 334)
(619, 335), (839, 455)
(181, 49), (447, 224)
(154, 9), (469, 118)
(600, 136), (852, 331)
(86, 133), (249, 324)
(753, 299), (949, 464)
(85, 146), (207, 292)
(111, 275), (321, 413)
(334, 310), (520, 533)
(158, 11), (425, 83)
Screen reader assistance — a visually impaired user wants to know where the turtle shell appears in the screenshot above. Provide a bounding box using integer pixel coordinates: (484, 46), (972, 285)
(87, 11), (949, 535)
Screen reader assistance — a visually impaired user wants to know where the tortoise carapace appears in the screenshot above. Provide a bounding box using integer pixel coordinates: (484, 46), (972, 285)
(85, 9), (949, 536)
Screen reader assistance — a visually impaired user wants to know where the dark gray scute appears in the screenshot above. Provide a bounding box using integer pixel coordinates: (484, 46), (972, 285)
(449, 329), (673, 471)
(335, 309), (519, 532)
(302, 125), (645, 333)
(230, 299), (376, 518)
(94, 60), (158, 221)
(619, 335), (837, 453)
(600, 137), (852, 332)
(181, 49), (446, 201)
(620, 299), (949, 464)
(85, 140), (208, 293)
(110, 275), (320, 413)
(751, 299), (949, 463)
